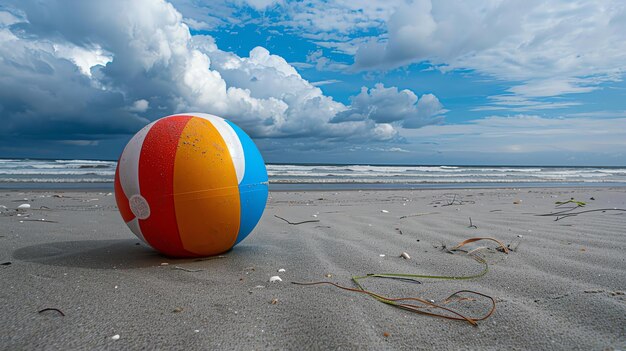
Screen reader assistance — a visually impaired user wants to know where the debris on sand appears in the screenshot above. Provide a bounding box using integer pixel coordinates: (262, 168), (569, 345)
(274, 215), (320, 225)
(172, 266), (203, 272)
(38, 308), (65, 316)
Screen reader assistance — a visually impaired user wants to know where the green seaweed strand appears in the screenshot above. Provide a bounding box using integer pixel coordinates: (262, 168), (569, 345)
(351, 254), (488, 306)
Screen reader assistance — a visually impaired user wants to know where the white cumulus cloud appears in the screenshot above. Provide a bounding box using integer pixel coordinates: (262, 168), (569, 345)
(331, 83), (445, 129)
(1, 0), (440, 147)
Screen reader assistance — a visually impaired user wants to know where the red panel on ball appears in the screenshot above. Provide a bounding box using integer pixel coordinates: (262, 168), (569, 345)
(137, 115), (195, 257)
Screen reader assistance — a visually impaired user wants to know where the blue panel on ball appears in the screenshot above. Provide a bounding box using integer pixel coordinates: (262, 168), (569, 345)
(225, 120), (269, 244)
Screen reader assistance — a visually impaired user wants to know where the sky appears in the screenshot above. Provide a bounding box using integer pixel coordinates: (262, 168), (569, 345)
(1, 0), (626, 166)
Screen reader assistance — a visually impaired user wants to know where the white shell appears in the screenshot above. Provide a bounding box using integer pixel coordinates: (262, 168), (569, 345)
(277, 268), (286, 272)
(111, 335), (120, 340)
(381, 210), (389, 213)
(17, 204), (31, 210)
(401, 252), (411, 260)
(269, 276), (282, 283)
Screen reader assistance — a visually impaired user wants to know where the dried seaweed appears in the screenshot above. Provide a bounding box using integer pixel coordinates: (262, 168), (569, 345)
(439, 193), (475, 207)
(172, 266), (203, 272)
(21, 219), (58, 223)
(274, 215), (320, 225)
(399, 212), (439, 219)
(468, 217), (477, 229)
(38, 308), (65, 316)
(294, 237), (507, 326)
(537, 208), (626, 221)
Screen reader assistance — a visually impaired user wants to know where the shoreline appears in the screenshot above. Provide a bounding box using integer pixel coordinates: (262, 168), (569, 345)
(2, 182), (626, 192)
(1, 187), (625, 349)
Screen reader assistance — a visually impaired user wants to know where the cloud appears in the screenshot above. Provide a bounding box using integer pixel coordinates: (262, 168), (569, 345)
(351, 0), (626, 99)
(0, 8), (148, 141)
(403, 114), (626, 156)
(167, 0), (244, 30)
(1, 0), (438, 148)
(237, 0), (282, 11)
(310, 79), (341, 86)
(472, 95), (582, 112)
(331, 83), (445, 128)
(274, 0), (401, 34)
(352, 1), (522, 70)
(162, 1), (626, 101)
(128, 99), (150, 113)
(176, 0), (626, 102)
(305, 49), (350, 72)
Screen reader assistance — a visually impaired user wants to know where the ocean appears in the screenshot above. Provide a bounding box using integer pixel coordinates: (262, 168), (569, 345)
(1, 158), (626, 190)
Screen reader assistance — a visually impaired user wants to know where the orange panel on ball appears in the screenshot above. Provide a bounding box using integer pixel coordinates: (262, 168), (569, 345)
(173, 117), (241, 256)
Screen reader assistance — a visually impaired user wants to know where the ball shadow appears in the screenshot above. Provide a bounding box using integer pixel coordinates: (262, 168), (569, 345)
(12, 239), (169, 269)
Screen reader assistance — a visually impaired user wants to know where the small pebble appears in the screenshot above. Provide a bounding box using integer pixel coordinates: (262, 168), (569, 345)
(381, 210), (389, 213)
(160, 263), (169, 266)
(17, 204), (31, 210)
(379, 254), (385, 257)
(270, 298), (278, 304)
(172, 307), (183, 313)
(278, 268), (286, 273)
(111, 335), (120, 341)
(325, 273), (333, 278)
(269, 276), (282, 283)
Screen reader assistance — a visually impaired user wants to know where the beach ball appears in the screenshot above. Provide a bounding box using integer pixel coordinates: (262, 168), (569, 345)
(114, 113), (268, 257)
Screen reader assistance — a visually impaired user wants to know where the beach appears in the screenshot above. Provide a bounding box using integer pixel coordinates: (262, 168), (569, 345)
(1, 187), (625, 350)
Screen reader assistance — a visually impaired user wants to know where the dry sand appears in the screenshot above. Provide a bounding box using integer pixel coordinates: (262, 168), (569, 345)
(0, 188), (625, 350)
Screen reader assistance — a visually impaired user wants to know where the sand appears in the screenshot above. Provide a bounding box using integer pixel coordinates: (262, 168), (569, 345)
(0, 188), (625, 350)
